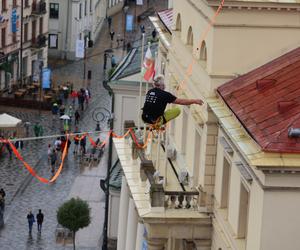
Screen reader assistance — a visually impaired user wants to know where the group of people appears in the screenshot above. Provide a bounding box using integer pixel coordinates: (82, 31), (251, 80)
(27, 209), (44, 234)
(51, 87), (91, 132)
(48, 135), (72, 174)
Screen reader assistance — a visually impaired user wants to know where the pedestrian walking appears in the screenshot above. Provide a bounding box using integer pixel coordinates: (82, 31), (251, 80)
(15, 140), (23, 150)
(80, 135), (86, 156)
(107, 16), (112, 29)
(111, 55), (116, 68)
(73, 128), (80, 154)
(70, 90), (77, 107)
(50, 149), (57, 174)
(27, 211), (35, 234)
(109, 30), (115, 41)
(74, 110), (80, 125)
(0, 188), (5, 212)
(47, 144), (52, 164)
(36, 209), (44, 233)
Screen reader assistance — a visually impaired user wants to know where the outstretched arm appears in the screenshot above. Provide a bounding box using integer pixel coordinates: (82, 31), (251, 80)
(173, 98), (204, 105)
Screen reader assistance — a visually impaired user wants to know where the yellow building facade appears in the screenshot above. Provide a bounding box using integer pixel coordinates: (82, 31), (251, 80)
(111, 0), (300, 249)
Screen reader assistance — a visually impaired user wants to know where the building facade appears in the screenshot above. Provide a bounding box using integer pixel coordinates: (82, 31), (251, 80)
(0, 0), (49, 91)
(22, 0), (49, 84)
(48, 0), (106, 60)
(0, 0), (21, 90)
(109, 0), (300, 249)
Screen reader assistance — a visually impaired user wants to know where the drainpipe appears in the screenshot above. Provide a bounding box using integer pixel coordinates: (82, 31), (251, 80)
(102, 79), (114, 250)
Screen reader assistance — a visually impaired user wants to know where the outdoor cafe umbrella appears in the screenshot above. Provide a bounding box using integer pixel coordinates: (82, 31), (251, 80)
(60, 115), (70, 120)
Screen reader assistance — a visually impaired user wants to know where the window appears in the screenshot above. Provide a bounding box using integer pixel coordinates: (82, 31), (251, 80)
(84, 0), (87, 16)
(1, 28), (6, 47)
(32, 20), (36, 42)
(89, 0), (92, 12)
(12, 0), (17, 8)
(79, 3), (82, 19)
(39, 17), (43, 34)
(220, 157), (230, 208)
(2, 0), (7, 11)
(187, 26), (193, 46)
(200, 41), (207, 62)
(24, 0), (29, 8)
(175, 14), (181, 31)
(48, 34), (58, 48)
(24, 23), (28, 42)
(237, 183), (249, 238)
(49, 3), (59, 19)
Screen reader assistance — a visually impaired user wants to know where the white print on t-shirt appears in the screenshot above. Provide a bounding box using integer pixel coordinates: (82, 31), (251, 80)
(146, 92), (157, 104)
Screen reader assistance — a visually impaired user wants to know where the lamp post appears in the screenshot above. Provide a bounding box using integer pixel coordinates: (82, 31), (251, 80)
(122, 5), (129, 50)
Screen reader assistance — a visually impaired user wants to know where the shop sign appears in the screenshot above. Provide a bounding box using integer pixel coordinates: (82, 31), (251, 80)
(11, 9), (18, 33)
(42, 68), (51, 89)
(126, 15), (134, 32)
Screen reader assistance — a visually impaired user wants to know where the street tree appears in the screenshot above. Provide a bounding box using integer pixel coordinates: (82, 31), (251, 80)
(57, 197), (91, 250)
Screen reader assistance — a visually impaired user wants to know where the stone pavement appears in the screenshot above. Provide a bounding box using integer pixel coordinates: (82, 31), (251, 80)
(67, 160), (107, 248)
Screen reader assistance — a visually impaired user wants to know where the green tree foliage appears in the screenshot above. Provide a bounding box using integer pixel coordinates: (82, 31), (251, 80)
(57, 198), (91, 250)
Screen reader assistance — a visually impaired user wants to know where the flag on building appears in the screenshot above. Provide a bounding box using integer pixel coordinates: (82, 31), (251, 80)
(143, 47), (155, 81)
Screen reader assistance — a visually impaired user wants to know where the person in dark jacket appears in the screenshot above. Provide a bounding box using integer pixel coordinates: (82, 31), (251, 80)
(27, 211), (35, 234)
(36, 209), (44, 233)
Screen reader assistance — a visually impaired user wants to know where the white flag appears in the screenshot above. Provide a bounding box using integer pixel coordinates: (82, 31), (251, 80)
(136, 0), (143, 5)
(75, 39), (85, 58)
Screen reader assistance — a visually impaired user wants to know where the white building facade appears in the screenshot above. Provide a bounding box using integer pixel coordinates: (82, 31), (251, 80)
(48, 0), (106, 60)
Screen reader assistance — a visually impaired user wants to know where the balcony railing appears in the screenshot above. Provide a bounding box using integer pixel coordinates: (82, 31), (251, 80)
(31, 1), (46, 15)
(128, 127), (204, 211)
(31, 34), (47, 48)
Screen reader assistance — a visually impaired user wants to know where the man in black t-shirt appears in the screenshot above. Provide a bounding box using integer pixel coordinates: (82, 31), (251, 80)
(142, 75), (203, 125)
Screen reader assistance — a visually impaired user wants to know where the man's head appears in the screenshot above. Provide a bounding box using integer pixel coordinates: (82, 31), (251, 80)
(153, 74), (165, 90)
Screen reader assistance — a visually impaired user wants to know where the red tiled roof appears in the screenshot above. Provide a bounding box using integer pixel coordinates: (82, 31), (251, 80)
(157, 9), (173, 33)
(217, 47), (300, 153)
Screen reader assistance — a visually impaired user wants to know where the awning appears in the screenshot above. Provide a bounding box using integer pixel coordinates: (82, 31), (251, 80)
(0, 113), (22, 128)
(157, 8), (173, 34)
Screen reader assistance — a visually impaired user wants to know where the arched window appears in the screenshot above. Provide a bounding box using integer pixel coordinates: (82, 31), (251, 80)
(175, 14), (181, 31)
(187, 26), (193, 46)
(200, 41), (207, 66)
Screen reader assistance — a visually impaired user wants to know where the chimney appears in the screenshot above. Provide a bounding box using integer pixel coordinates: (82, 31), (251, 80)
(278, 101), (297, 113)
(256, 79), (276, 90)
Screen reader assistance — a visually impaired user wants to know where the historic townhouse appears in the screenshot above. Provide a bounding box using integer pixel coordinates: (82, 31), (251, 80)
(0, 0), (20, 90)
(48, 0), (106, 59)
(22, 0), (48, 83)
(109, 0), (300, 249)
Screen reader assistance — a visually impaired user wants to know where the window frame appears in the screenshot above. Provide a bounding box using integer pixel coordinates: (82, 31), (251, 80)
(48, 34), (58, 49)
(49, 3), (59, 19)
(79, 3), (82, 19)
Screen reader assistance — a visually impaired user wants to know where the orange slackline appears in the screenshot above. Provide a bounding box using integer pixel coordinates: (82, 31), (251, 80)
(7, 134), (70, 183)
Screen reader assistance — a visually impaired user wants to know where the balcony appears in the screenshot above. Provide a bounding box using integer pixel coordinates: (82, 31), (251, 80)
(31, 0), (46, 15)
(0, 43), (20, 55)
(31, 34), (47, 49)
(113, 125), (212, 242)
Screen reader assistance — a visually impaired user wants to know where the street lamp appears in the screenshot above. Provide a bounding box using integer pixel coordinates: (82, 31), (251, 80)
(122, 5), (129, 50)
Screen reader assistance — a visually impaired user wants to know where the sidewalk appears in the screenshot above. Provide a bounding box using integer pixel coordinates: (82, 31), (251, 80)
(66, 156), (107, 248)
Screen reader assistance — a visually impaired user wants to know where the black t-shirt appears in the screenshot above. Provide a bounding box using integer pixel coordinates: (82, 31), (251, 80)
(142, 88), (176, 123)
